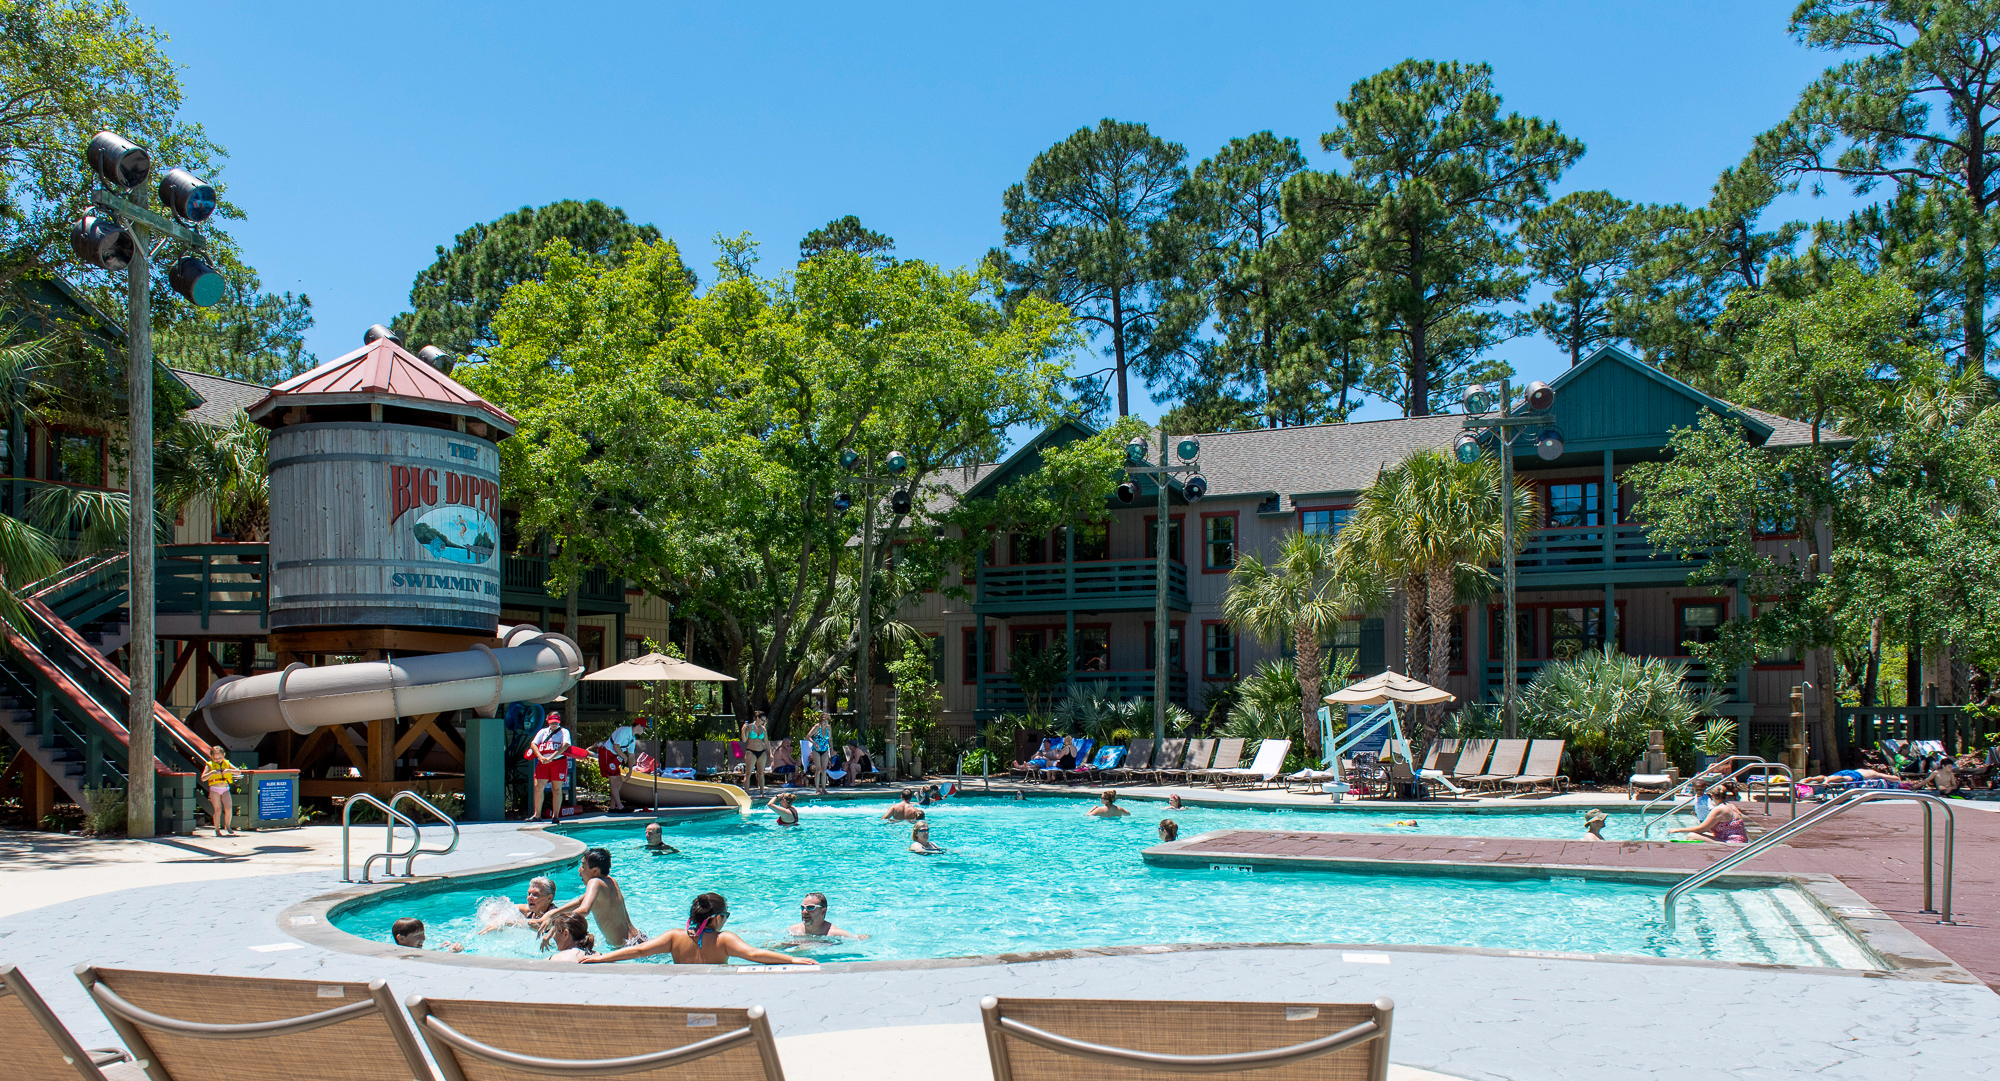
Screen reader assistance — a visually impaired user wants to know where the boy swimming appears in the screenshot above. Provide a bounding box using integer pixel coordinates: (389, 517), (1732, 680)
(537, 846), (646, 947)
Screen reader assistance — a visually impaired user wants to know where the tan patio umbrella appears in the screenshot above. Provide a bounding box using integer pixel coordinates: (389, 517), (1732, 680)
(583, 652), (737, 682)
(1322, 670), (1455, 706)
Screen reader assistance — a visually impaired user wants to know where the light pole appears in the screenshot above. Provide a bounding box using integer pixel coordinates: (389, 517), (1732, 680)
(1119, 430), (1205, 745)
(835, 449), (912, 775)
(1458, 378), (1562, 739)
(70, 131), (225, 838)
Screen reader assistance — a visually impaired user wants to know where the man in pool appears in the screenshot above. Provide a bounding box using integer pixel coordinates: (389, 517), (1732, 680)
(787, 892), (866, 940)
(644, 823), (678, 853)
(882, 789), (920, 820)
(1581, 808), (1609, 841)
(393, 917), (464, 953)
(1087, 790), (1130, 817)
(908, 811), (944, 854)
(537, 847), (646, 948)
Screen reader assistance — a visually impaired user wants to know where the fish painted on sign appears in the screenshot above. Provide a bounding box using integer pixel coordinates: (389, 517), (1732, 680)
(411, 505), (498, 565)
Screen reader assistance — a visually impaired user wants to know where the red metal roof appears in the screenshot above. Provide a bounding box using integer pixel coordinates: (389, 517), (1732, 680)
(251, 338), (519, 431)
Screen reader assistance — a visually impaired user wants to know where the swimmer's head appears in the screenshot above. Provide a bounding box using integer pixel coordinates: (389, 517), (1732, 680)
(644, 823), (664, 847)
(392, 917), (425, 948)
(688, 891), (728, 930)
(1167, 794), (1182, 809)
(1158, 819), (1178, 842)
(1584, 809), (1608, 829)
(581, 847), (611, 878)
(1101, 789), (1118, 805)
(554, 914), (593, 952)
(902, 788), (915, 802)
(802, 891), (828, 917)
(528, 877), (555, 906)
(912, 809), (925, 821)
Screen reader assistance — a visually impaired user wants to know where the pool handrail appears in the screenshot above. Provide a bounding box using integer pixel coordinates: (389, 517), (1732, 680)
(1662, 788), (1956, 931)
(1641, 760), (1797, 838)
(1636, 756), (1785, 819)
(342, 793), (419, 883)
(386, 789), (460, 878)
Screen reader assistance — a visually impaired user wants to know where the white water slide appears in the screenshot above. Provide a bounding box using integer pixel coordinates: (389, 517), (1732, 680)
(196, 625), (584, 749)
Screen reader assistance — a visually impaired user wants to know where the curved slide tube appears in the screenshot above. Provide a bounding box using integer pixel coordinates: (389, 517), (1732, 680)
(196, 625), (585, 750)
(615, 772), (753, 811)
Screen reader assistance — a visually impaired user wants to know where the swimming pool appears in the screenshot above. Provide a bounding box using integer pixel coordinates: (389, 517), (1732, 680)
(333, 797), (1874, 970)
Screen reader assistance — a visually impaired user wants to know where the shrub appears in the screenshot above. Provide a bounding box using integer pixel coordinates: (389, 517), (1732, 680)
(1516, 647), (1718, 783)
(1225, 659), (1303, 743)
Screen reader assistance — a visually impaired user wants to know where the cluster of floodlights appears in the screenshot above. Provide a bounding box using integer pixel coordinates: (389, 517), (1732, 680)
(834, 449), (913, 514)
(1454, 380), (1564, 463)
(69, 132), (226, 307)
(361, 323), (457, 374)
(1116, 436), (1206, 503)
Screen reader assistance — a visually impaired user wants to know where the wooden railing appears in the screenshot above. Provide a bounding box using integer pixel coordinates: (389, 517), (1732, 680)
(976, 669), (1190, 715)
(1839, 706), (1992, 753)
(1510, 524), (1712, 574)
(157, 543), (269, 630)
(501, 556), (624, 605)
(975, 558), (1188, 611)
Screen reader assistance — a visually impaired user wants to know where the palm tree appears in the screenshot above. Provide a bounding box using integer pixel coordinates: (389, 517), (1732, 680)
(157, 413), (270, 541)
(1221, 531), (1383, 757)
(1337, 449), (1536, 735)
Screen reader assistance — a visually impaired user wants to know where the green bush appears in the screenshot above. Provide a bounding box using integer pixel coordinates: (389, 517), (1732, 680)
(1225, 659), (1304, 743)
(1516, 647), (1718, 783)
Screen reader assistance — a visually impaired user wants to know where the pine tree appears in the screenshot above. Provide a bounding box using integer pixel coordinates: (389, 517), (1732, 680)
(799, 215), (895, 263)
(1520, 190), (1639, 366)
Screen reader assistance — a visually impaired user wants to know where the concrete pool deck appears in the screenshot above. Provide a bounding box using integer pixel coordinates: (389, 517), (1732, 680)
(3, 791), (1999, 1079)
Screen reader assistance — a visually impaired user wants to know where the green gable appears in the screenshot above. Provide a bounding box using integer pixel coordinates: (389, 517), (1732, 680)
(1542, 346), (1772, 454)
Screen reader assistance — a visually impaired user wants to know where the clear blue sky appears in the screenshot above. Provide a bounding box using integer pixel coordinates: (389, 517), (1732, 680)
(137, 0), (1857, 426)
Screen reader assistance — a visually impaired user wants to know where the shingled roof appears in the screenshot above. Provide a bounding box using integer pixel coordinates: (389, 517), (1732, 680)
(172, 369), (268, 427)
(247, 337), (519, 433)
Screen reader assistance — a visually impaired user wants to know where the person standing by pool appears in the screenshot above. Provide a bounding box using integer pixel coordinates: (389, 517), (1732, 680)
(882, 789), (919, 820)
(596, 716), (647, 812)
(537, 847), (645, 947)
(199, 745), (240, 837)
(771, 792), (799, 825)
(742, 711), (773, 794)
(583, 892), (818, 965)
(788, 892), (865, 940)
(908, 811), (944, 854)
(526, 712), (573, 822)
(1087, 790), (1130, 818)
(808, 714), (834, 795)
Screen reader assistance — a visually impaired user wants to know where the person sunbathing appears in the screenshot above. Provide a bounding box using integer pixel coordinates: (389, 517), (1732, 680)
(1087, 790), (1130, 818)
(583, 892), (816, 966)
(908, 812), (944, 854)
(1666, 783), (1749, 844)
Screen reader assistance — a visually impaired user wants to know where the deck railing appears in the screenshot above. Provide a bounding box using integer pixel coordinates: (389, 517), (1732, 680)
(501, 556), (624, 605)
(974, 558), (1188, 611)
(976, 669), (1190, 715)
(1509, 524), (1712, 574)
(157, 543), (269, 629)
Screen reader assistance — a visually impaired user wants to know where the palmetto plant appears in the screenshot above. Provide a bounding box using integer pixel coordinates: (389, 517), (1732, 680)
(1222, 530), (1382, 757)
(1516, 647), (1721, 782)
(1225, 658), (1305, 742)
(158, 413), (271, 541)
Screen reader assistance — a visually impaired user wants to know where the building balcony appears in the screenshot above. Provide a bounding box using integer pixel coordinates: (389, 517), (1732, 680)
(975, 668), (1190, 718)
(500, 555), (628, 614)
(973, 558), (1189, 615)
(1506, 525), (1713, 586)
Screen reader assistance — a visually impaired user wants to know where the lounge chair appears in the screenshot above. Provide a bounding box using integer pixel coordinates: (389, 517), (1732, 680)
(1040, 739), (1097, 784)
(1012, 738), (1061, 780)
(1146, 738), (1189, 786)
(76, 966), (430, 1081)
(1466, 738), (1529, 791)
(1195, 737), (1248, 786)
(1449, 739), (1494, 787)
(406, 995), (785, 1081)
(1419, 739), (1457, 772)
(981, 995), (1394, 1081)
(1212, 738), (1292, 788)
(696, 740), (731, 780)
(1502, 739), (1569, 794)
(1073, 743), (1127, 786)
(1107, 738), (1155, 783)
(4, 964), (146, 1081)
(658, 740), (696, 779)
(1164, 738), (1217, 785)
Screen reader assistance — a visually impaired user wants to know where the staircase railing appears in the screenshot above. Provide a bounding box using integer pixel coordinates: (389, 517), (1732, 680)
(1662, 789), (1956, 931)
(342, 793), (421, 884)
(1641, 760), (1796, 838)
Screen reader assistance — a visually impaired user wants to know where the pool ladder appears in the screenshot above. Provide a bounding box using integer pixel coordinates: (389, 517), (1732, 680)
(1640, 759), (1797, 839)
(1662, 788), (1957, 931)
(341, 790), (461, 883)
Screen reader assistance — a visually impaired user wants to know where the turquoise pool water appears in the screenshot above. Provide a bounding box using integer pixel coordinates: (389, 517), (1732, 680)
(335, 797), (1874, 970)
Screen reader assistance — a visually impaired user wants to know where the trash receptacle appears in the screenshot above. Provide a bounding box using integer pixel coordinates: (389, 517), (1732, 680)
(231, 770), (301, 829)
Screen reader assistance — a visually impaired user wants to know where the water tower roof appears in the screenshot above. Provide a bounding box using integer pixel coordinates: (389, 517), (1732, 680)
(248, 337), (519, 435)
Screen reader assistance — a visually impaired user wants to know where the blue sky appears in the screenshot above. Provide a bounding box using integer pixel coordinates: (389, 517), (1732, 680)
(138, 0), (1859, 425)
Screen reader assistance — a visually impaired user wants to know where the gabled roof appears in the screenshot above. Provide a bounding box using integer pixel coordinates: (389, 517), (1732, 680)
(957, 420), (1102, 502)
(171, 369), (268, 427)
(247, 337), (518, 434)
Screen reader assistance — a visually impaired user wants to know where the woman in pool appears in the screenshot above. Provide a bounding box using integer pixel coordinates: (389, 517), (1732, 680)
(908, 811), (944, 854)
(771, 792), (799, 825)
(1667, 782), (1750, 844)
(583, 892), (816, 966)
(546, 914), (595, 962)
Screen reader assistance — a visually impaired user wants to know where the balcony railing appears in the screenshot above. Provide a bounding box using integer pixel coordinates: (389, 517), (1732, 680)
(976, 668), (1190, 716)
(974, 558), (1189, 613)
(500, 556), (625, 608)
(157, 544), (269, 630)
(1511, 524), (1712, 575)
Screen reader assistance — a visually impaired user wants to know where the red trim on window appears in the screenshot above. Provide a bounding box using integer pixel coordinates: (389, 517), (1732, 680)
(1199, 510), (1239, 574)
(960, 627), (996, 684)
(1200, 618), (1238, 680)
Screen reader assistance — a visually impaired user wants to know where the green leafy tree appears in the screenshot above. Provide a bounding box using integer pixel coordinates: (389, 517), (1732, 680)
(1008, 642), (1070, 720)
(800, 215), (895, 263)
(1520, 190), (1639, 366)
(992, 119), (1189, 416)
(1222, 531), (1384, 756)
(1284, 60), (1582, 415)
(393, 199), (682, 359)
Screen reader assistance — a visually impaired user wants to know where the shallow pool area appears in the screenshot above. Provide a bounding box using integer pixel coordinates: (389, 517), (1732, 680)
(332, 797), (1875, 970)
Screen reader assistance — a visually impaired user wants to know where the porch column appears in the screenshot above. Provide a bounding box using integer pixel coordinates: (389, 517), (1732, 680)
(975, 613), (987, 722)
(1065, 609), (1075, 681)
(1475, 599), (1490, 704)
(1602, 450), (1618, 651)
(1732, 577), (1752, 757)
(1603, 581), (1615, 656)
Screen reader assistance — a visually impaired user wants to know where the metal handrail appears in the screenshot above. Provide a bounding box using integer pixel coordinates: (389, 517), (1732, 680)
(386, 789), (460, 878)
(1636, 756), (1783, 820)
(342, 793), (419, 883)
(1642, 760), (1796, 838)
(1663, 788), (1957, 930)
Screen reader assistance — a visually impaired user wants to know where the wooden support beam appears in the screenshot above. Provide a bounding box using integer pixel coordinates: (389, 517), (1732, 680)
(367, 718), (392, 782)
(391, 712), (464, 766)
(292, 727), (333, 770)
(159, 641), (196, 701)
(25, 753), (56, 825)
(330, 724), (366, 771)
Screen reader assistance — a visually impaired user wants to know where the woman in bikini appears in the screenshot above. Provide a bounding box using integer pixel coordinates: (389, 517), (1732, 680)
(1667, 782), (1750, 844)
(808, 713), (834, 794)
(741, 711), (772, 794)
(583, 892), (817, 966)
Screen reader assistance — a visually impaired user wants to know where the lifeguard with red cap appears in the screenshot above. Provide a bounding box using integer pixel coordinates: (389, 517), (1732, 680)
(526, 712), (574, 821)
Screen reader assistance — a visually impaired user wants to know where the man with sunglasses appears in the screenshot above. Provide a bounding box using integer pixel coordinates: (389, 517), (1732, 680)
(787, 891), (864, 940)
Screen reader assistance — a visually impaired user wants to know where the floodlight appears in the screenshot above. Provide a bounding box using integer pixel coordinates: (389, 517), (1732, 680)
(1125, 439), (1148, 465)
(889, 487), (912, 514)
(840, 449), (860, 471)
(1535, 425), (1565, 461)
(1184, 475), (1208, 502)
(157, 167), (217, 223)
(86, 131), (150, 188)
(1454, 432), (1484, 464)
(364, 324), (403, 346)
(69, 210), (134, 271)
(1524, 380), (1556, 413)
(417, 345), (455, 373)
(832, 491), (852, 512)
(1116, 482), (1137, 504)
(167, 256), (225, 307)
(884, 450), (908, 474)
(1176, 437), (1200, 462)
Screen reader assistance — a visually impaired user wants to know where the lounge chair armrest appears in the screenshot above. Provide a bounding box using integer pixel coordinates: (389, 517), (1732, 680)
(417, 1011), (760, 1076)
(87, 1047), (132, 1066)
(88, 983), (381, 1039)
(992, 1013), (1385, 1073)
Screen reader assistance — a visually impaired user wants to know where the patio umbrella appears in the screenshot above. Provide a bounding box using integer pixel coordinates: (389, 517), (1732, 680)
(583, 652), (737, 682)
(1323, 670), (1455, 706)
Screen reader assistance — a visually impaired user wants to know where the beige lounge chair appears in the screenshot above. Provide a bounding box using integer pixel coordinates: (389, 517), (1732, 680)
(76, 966), (430, 1081)
(1166, 738), (1217, 785)
(1211, 738), (1292, 788)
(1196, 737), (1247, 785)
(1502, 739), (1570, 794)
(1448, 739), (1494, 785)
(1466, 738), (1529, 791)
(407, 995), (784, 1081)
(1146, 738), (1188, 785)
(981, 995), (1394, 1080)
(4, 964), (146, 1081)
(1107, 738), (1155, 783)
(1419, 739), (1458, 772)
